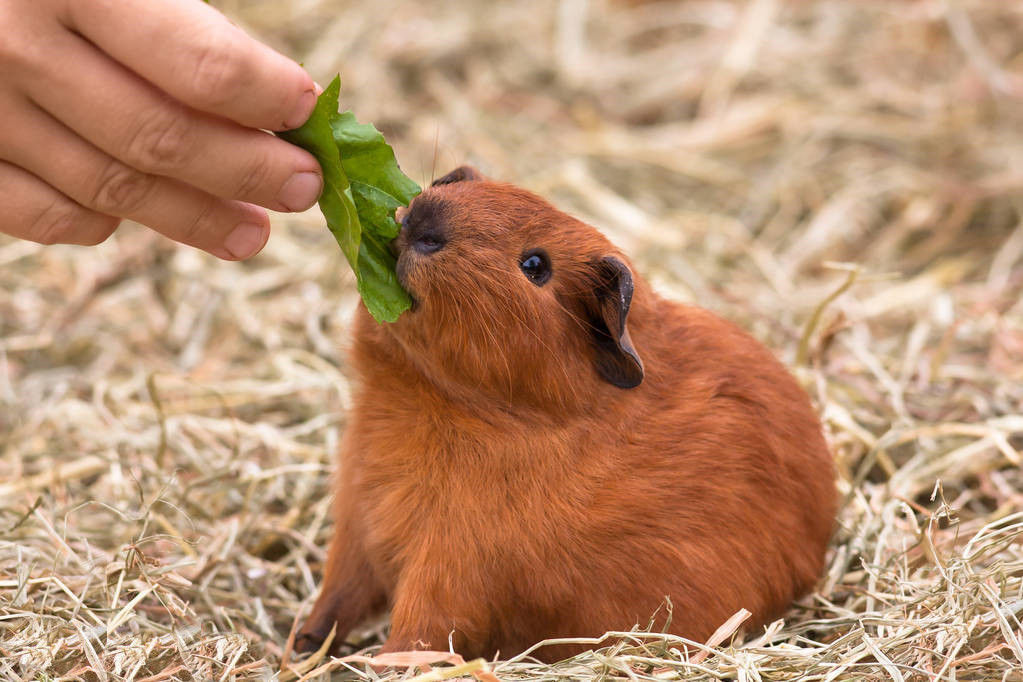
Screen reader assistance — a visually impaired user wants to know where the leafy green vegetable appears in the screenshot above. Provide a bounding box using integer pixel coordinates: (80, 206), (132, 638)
(278, 76), (420, 323)
(277, 78), (361, 267)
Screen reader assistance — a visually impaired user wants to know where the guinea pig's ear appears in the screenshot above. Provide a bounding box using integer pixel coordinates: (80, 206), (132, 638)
(586, 256), (644, 389)
(431, 166), (485, 186)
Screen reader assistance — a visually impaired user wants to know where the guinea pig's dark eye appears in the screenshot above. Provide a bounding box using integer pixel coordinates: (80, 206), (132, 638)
(519, 249), (551, 286)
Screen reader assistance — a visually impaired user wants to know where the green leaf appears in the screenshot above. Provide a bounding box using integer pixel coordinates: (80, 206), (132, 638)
(277, 76), (420, 323)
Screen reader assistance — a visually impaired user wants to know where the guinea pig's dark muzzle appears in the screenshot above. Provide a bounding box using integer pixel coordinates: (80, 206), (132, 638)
(393, 196), (450, 307)
(397, 196), (448, 256)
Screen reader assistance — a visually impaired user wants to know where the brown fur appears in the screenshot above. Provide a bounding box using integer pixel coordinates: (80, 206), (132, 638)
(296, 168), (836, 662)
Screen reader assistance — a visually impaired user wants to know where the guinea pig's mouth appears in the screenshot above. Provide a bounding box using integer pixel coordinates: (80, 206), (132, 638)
(392, 197), (448, 313)
(392, 244), (420, 312)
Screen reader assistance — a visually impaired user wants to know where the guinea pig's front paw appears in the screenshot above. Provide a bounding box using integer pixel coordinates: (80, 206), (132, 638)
(294, 618), (338, 655)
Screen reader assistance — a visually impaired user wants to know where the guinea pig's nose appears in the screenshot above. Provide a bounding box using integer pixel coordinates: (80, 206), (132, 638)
(401, 197), (448, 255)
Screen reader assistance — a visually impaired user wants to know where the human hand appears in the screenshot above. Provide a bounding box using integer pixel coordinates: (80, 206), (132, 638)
(0, 0), (323, 260)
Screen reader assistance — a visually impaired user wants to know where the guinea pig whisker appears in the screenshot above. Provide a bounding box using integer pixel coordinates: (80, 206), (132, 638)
(430, 126), (440, 186)
(467, 261), (590, 399)
(467, 284), (515, 402)
(442, 265), (537, 403)
(484, 280), (573, 394)
(549, 296), (591, 335)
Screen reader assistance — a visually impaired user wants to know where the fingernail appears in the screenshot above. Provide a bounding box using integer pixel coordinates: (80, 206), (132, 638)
(220, 222), (268, 260)
(278, 171), (323, 212)
(285, 89), (317, 129)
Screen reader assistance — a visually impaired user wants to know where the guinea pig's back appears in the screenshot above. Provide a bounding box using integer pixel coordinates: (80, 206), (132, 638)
(588, 298), (835, 636)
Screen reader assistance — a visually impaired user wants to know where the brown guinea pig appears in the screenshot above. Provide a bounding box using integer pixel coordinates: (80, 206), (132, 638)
(295, 166), (836, 662)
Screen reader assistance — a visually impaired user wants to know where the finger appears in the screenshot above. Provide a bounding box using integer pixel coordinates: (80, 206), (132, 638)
(0, 160), (119, 246)
(61, 0), (316, 131)
(21, 29), (322, 212)
(1, 100), (270, 260)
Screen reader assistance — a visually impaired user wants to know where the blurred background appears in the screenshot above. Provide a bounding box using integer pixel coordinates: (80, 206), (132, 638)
(2, 1), (1023, 679)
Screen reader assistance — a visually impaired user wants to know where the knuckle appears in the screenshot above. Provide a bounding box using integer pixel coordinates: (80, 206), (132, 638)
(124, 104), (195, 173)
(0, 18), (40, 79)
(234, 154), (273, 199)
(90, 161), (157, 216)
(0, 7), (22, 65)
(29, 198), (89, 246)
(189, 31), (247, 106)
(179, 195), (221, 246)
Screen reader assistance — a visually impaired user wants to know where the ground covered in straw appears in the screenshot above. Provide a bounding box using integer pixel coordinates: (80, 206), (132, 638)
(3, 0), (1023, 680)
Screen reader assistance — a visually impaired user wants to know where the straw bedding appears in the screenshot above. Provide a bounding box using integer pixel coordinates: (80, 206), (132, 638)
(2, 0), (1022, 679)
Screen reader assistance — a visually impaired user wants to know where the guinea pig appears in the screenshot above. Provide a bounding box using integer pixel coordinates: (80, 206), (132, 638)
(295, 166), (836, 662)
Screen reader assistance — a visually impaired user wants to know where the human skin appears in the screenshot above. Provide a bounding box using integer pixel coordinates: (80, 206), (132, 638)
(0, 0), (323, 259)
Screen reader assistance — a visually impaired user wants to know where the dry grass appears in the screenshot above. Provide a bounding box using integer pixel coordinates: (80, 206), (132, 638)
(3, 0), (1023, 679)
